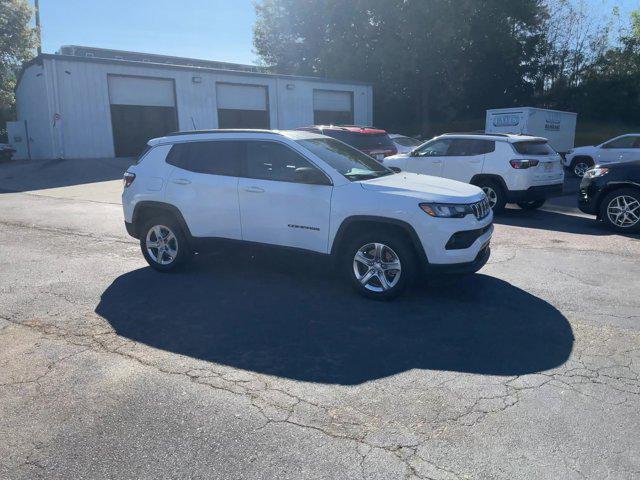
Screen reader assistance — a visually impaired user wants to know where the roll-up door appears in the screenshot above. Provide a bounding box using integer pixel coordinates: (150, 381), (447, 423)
(216, 83), (270, 129)
(313, 90), (353, 125)
(108, 75), (178, 157)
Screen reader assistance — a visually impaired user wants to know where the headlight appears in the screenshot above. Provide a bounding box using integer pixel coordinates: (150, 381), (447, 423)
(420, 203), (472, 218)
(584, 167), (609, 178)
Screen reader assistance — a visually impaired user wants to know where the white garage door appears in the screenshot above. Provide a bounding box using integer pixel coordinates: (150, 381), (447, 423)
(313, 90), (352, 112)
(108, 76), (175, 107)
(216, 83), (270, 129)
(216, 83), (268, 111)
(313, 90), (353, 125)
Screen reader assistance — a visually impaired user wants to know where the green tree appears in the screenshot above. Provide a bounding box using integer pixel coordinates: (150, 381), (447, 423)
(0, 0), (36, 139)
(254, 0), (544, 135)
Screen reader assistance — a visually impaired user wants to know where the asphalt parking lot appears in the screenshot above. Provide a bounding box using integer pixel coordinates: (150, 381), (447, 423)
(1, 158), (639, 479)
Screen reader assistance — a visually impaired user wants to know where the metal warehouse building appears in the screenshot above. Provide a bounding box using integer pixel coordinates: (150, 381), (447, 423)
(11, 46), (373, 160)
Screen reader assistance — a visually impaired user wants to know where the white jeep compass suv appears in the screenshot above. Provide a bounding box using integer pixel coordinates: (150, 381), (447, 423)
(383, 133), (564, 212)
(122, 130), (493, 299)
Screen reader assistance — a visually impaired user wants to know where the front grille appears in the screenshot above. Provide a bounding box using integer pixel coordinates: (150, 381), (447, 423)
(470, 197), (491, 220)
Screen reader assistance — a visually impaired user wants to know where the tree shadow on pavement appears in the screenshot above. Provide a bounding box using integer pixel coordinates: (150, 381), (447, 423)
(96, 249), (574, 385)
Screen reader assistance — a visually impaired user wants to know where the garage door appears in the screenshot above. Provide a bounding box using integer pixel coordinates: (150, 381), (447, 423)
(108, 76), (178, 157)
(313, 90), (353, 125)
(216, 83), (269, 129)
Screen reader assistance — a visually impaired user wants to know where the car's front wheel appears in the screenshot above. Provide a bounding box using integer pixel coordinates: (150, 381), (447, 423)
(344, 231), (416, 300)
(570, 157), (594, 177)
(600, 188), (640, 233)
(140, 217), (192, 271)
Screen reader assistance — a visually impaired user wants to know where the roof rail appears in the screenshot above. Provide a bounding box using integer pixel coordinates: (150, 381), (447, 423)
(165, 129), (279, 137)
(440, 131), (511, 137)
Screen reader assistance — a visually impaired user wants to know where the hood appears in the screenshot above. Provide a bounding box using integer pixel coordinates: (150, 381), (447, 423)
(360, 172), (485, 203)
(385, 152), (411, 160)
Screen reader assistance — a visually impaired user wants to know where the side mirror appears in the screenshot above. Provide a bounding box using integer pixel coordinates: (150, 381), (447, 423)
(295, 167), (330, 185)
(389, 166), (402, 173)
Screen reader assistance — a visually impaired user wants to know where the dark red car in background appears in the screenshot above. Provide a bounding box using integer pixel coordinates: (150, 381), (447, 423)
(297, 125), (397, 160)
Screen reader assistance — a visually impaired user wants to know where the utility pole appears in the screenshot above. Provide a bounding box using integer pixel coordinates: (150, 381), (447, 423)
(35, 0), (42, 55)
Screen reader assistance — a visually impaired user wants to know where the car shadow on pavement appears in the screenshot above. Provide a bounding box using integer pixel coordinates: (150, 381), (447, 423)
(96, 249), (574, 385)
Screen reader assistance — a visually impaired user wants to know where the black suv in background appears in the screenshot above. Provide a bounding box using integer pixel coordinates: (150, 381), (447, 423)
(297, 125), (397, 160)
(579, 160), (640, 232)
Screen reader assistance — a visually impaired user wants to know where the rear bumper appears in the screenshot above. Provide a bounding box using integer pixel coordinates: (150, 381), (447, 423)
(506, 183), (563, 202)
(425, 245), (491, 275)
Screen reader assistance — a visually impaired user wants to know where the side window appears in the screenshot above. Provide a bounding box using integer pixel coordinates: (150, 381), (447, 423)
(244, 141), (326, 183)
(166, 141), (242, 176)
(415, 139), (451, 157)
(603, 136), (636, 149)
(447, 139), (495, 156)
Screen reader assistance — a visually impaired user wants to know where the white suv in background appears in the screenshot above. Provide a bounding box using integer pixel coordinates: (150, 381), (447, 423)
(122, 129), (493, 300)
(564, 134), (640, 177)
(383, 133), (565, 212)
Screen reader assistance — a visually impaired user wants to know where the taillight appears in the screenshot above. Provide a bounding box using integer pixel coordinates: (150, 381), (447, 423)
(123, 172), (136, 188)
(509, 159), (539, 169)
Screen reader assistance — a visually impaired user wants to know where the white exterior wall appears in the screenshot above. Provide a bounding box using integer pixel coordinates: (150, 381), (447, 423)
(15, 63), (54, 159)
(16, 57), (373, 159)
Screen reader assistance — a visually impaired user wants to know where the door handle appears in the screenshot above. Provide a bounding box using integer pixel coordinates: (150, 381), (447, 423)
(244, 186), (265, 193)
(171, 178), (191, 185)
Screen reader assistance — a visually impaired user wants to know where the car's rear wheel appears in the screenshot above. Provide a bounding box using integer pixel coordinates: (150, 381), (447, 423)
(571, 157), (594, 178)
(600, 188), (640, 233)
(344, 231), (415, 300)
(517, 199), (546, 210)
(140, 216), (192, 271)
(477, 180), (506, 213)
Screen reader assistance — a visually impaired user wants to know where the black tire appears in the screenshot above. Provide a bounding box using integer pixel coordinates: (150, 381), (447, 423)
(139, 215), (193, 272)
(599, 188), (640, 233)
(570, 157), (594, 178)
(517, 199), (546, 210)
(476, 179), (506, 213)
(342, 230), (416, 300)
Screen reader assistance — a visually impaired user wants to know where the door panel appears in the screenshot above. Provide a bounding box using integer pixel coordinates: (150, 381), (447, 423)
(441, 154), (484, 182)
(165, 168), (241, 239)
(238, 140), (332, 253)
(163, 141), (243, 239)
(238, 179), (332, 252)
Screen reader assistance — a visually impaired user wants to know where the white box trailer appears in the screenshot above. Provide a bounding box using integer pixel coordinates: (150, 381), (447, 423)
(485, 107), (577, 153)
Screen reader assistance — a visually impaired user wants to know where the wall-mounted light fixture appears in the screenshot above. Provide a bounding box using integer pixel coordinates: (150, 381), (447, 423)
(286, 83), (295, 90)
(192, 76), (203, 84)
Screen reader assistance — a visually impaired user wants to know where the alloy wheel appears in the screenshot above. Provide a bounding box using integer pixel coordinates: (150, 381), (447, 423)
(146, 225), (179, 265)
(606, 195), (640, 228)
(353, 242), (402, 293)
(481, 186), (498, 209)
(573, 161), (590, 177)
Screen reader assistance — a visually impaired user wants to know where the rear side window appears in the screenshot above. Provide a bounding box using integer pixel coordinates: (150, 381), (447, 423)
(448, 139), (495, 156)
(512, 141), (555, 155)
(323, 131), (394, 150)
(393, 136), (421, 147)
(166, 141), (242, 176)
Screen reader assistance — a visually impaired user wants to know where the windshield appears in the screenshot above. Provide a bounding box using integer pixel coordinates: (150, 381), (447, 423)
(297, 137), (394, 181)
(512, 141), (556, 155)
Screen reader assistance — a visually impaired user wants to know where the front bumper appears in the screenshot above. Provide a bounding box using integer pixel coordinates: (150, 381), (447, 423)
(425, 244), (491, 275)
(124, 221), (138, 239)
(577, 176), (603, 215)
(506, 183), (564, 202)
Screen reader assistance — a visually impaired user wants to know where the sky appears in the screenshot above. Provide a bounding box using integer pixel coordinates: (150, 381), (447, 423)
(31, 0), (638, 66)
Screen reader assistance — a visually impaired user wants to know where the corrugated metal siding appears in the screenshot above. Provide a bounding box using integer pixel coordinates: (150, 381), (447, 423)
(15, 63), (54, 159)
(18, 58), (373, 159)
